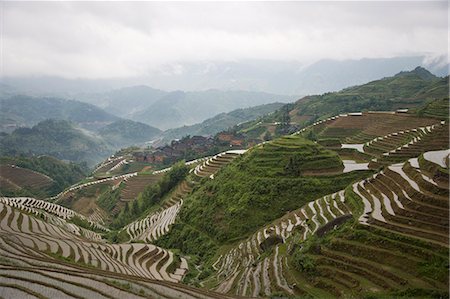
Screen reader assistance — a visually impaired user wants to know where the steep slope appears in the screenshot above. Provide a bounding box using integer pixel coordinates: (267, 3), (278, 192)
(289, 67), (447, 119)
(0, 95), (119, 133)
(235, 67), (448, 141)
(198, 118), (449, 297)
(0, 119), (113, 165)
(0, 197), (237, 298)
(132, 90), (294, 130)
(155, 135), (372, 261)
(161, 102), (284, 142)
(0, 156), (87, 199)
(90, 85), (167, 118)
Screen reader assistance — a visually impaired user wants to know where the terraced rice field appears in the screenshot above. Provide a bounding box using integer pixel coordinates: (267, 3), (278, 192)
(124, 181), (194, 243)
(0, 233), (233, 299)
(194, 150), (246, 179)
(0, 164), (54, 191)
(0, 197), (107, 232)
(0, 200), (190, 283)
(208, 190), (351, 296)
(52, 172), (138, 202)
(120, 173), (162, 202)
(205, 148), (449, 297)
(93, 156), (126, 174)
(303, 112), (439, 143)
(373, 122), (449, 165)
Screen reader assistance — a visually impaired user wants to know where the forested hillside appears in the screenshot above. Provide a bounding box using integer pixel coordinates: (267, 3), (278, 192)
(0, 119), (113, 165)
(0, 155), (87, 198)
(0, 95), (119, 133)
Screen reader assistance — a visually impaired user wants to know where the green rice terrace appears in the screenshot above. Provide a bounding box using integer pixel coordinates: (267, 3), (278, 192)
(0, 111), (448, 298)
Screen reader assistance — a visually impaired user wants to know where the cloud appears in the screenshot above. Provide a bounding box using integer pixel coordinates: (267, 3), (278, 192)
(1, 1), (448, 78)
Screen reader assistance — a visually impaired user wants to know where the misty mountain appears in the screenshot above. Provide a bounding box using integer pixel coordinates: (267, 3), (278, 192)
(3, 56), (447, 98)
(281, 66), (448, 123)
(79, 85), (167, 118)
(0, 95), (120, 133)
(161, 102), (285, 143)
(0, 119), (113, 165)
(130, 89), (294, 130)
(97, 119), (161, 148)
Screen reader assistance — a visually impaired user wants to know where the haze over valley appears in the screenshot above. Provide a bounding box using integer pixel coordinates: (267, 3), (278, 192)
(0, 1), (449, 299)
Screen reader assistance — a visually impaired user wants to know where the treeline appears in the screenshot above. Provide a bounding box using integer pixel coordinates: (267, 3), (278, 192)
(0, 155), (88, 197)
(110, 161), (189, 230)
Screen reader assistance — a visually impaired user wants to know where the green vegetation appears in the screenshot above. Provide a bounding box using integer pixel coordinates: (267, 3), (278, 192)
(291, 67), (448, 118)
(230, 67), (448, 141)
(289, 218), (449, 298)
(0, 95), (119, 133)
(0, 119), (113, 165)
(162, 102), (284, 142)
(241, 136), (343, 177)
(98, 119), (161, 147)
(416, 98), (450, 119)
(68, 215), (104, 233)
(97, 185), (123, 212)
(110, 161), (189, 229)
(156, 135), (372, 262)
(0, 155), (87, 198)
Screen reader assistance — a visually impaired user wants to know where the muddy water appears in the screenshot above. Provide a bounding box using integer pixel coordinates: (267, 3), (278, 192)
(423, 149), (449, 168)
(341, 143), (365, 153)
(343, 160), (369, 173)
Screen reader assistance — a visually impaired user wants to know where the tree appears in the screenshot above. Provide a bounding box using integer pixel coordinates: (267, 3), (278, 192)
(263, 131), (272, 141)
(131, 200), (139, 216)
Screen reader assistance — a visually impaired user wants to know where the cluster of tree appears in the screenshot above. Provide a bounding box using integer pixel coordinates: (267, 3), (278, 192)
(0, 155), (88, 197)
(110, 161), (190, 229)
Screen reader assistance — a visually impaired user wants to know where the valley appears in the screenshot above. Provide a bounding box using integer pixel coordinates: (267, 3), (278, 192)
(0, 68), (448, 299)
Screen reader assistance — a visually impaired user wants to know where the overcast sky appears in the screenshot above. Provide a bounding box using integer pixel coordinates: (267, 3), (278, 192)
(1, 1), (448, 79)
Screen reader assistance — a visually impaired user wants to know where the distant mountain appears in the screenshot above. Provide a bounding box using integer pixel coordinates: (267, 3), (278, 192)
(2, 56), (448, 97)
(0, 95), (119, 133)
(150, 56), (443, 95)
(98, 119), (161, 148)
(81, 85), (167, 118)
(236, 66), (449, 138)
(0, 155), (88, 198)
(289, 66), (449, 117)
(131, 89), (293, 130)
(161, 102), (285, 142)
(0, 119), (113, 165)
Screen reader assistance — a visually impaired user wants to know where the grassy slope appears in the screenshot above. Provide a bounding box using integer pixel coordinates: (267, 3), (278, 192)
(97, 119), (161, 147)
(155, 135), (373, 260)
(161, 102), (285, 142)
(234, 68), (448, 141)
(0, 119), (113, 165)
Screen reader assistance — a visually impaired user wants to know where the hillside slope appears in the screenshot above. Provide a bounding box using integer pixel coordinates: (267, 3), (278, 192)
(161, 102), (284, 143)
(0, 155), (87, 198)
(98, 119), (162, 147)
(132, 90), (294, 130)
(0, 95), (119, 133)
(0, 119), (113, 165)
(236, 67), (449, 141)
(155, 135), (372, 259)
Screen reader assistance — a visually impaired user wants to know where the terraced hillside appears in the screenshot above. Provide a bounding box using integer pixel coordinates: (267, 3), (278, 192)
(0, 196), (189, 282)
(302, 112), (438, 144)
(124, 180), (194, 243)
(155, 135), (373, 267)
(199, 148), (449, 297)
(0, 156), (87, 199)
(193, 150), (247, 179)
(0, 164), (53, 193)
(0, 202), (234, 298)
(1, 70), (448, 298)
(120, 173), (162, 202)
